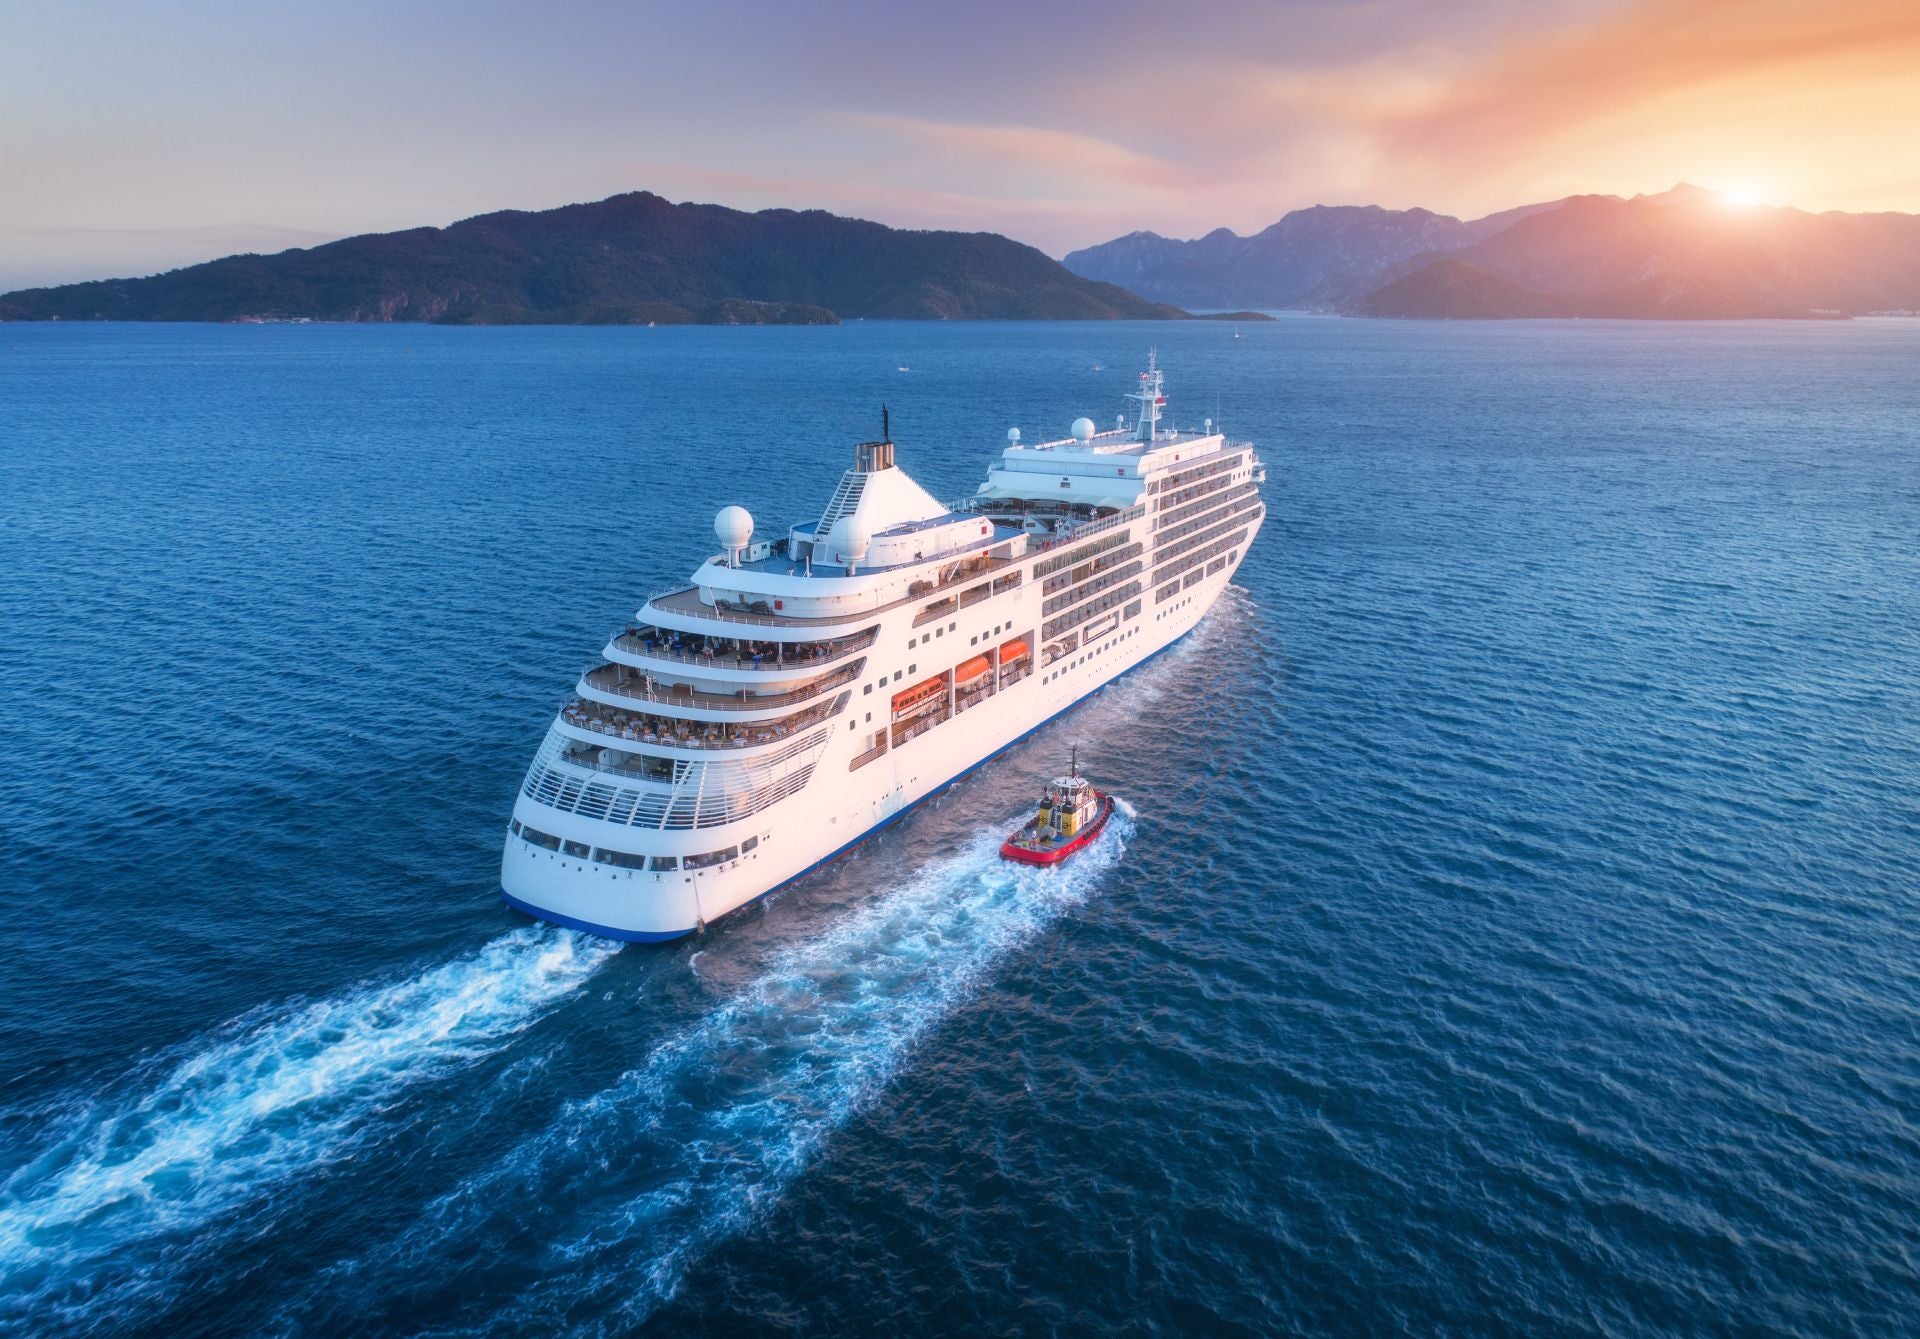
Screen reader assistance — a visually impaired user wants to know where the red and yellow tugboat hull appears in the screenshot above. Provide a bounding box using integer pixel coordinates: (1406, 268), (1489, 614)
(999, 794), (1115, 865)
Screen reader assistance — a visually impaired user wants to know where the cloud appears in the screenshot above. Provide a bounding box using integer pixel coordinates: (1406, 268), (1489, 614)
(7, 0), (1919, 278)
(614, 117), (1208, 255)
(0, 223), (340, 291)
(1086, 0), (1920, 226)
(1374, 0), (1920, 193)
(840, 114), (1184, 194)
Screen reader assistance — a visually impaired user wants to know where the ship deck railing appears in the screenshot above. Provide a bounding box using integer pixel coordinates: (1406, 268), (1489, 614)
(562, 694), (840, 751)
(890, 703), (951, 750)
(647, 550), (1015, 629)
(611, 626), (876, 670)
(963, 499), (1147, 547)
(581, 660), (862, 713)
(1027, 501), (1146, 551)
(847, 737), (889, 772)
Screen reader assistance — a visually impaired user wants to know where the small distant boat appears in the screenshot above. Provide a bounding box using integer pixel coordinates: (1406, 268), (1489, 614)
(1232, 323), (1242, 339)
(897, 365), (910, 372)
(1000, 751), (1114, 865)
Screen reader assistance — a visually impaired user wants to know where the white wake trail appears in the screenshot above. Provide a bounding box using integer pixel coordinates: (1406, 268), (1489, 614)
(0, 925), (616, 1300)
(330, 816), (1131, 1334)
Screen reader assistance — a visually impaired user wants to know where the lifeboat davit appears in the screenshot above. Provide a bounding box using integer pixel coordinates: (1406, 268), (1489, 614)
(1000, 752), (1114, 865)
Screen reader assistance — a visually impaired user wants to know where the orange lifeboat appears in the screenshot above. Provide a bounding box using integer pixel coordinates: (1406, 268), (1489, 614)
(998, 638), (1030, 664)
(953, 654), (992, 685)
(890, 676), (945, 720)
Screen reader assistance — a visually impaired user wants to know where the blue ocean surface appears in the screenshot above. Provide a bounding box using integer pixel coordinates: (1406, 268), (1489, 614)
(1, 316), (1917, 1335)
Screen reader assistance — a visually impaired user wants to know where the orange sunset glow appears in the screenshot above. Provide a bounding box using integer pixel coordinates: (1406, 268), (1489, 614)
(1, 0), (1917, 287)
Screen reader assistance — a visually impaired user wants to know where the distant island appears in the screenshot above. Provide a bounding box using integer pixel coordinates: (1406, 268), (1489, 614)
(19, 180), (1905, 325)
(1065, 185), (1920, 320)
(0, 192), (1198, 325)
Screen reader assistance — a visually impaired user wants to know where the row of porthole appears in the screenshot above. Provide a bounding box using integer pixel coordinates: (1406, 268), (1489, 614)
(906, 620), (958, 651)
(510, 818), (759, 875)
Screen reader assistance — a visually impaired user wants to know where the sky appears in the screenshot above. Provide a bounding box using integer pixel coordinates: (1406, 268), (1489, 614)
(3, 0), (1918, 289)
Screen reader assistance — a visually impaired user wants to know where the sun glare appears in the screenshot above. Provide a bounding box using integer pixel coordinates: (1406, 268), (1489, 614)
(1721, 185), (1762, 208)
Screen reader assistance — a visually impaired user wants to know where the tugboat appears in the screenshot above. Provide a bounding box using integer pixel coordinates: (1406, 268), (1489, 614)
(1000, 750), (1115, 866)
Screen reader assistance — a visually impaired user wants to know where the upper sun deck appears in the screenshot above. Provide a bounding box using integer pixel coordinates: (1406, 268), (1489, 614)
(1008, 423), (1219, 461)
(977, 352), (1249, 506)
(665, 354), (1247, 629)
(985, 425), (1232, 482)
(725, 513), (1025, 577)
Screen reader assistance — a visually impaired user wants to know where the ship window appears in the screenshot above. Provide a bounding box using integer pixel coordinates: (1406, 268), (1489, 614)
(519, 826), (562, 851)
(563, 840), (592, 858)
(686, 845), (739, 869)
(909, 637), (916, 648)
(509, 819), (522, 835)
(948, 622), (956, 632)
(742, 836), (759, 853)
(593, 848), (648, 869)
(649, 855), (678, 871)
(893, 670), (902, 682)
(909, 664), (917, 674)
(935, 628), (942, 638)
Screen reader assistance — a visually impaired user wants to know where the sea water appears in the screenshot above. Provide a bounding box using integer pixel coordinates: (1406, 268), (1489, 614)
(1, 317), (1916, 1335)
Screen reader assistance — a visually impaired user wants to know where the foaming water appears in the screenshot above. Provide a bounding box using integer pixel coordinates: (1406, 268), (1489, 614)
(0, 927), (615, 1319)
(296, 816), (1130, 1333)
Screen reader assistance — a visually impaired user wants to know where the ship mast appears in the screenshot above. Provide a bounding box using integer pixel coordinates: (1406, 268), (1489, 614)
(1127, 350), (1165, 443)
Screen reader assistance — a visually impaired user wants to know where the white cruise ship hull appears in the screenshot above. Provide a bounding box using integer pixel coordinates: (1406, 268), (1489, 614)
(503, 360), (1264, 941)
(501, 541), (1255, 941)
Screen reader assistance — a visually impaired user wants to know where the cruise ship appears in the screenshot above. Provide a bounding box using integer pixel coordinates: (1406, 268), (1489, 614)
(502, 357), (1266, 940)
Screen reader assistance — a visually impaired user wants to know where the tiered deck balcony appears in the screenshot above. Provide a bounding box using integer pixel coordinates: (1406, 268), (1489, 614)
(643, 548), (1015, 633)
(576, 659), (863, 723)
(606, 625), (877, 680)
(558, 690), (846, 753)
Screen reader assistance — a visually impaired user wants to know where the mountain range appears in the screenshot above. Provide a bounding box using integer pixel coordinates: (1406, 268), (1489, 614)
(1065, 186), (1920, 319)
(0, 192), (1186, 325)
(13, 184), (1919, 325)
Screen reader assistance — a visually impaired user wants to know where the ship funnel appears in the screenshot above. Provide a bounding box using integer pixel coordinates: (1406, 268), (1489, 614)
(854, 440), (895, 472)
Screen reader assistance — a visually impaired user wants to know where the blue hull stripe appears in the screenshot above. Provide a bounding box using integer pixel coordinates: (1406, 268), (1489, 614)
(502, 623), (1195, 944)
(500, 889), (694, 942)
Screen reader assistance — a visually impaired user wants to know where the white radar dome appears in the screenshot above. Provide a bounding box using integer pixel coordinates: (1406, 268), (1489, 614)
(829, 513), (871, 566)
(1070, 417), (1096, 443)
(1008, 427), (1021, 443)
(714, 505), (754, 550)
